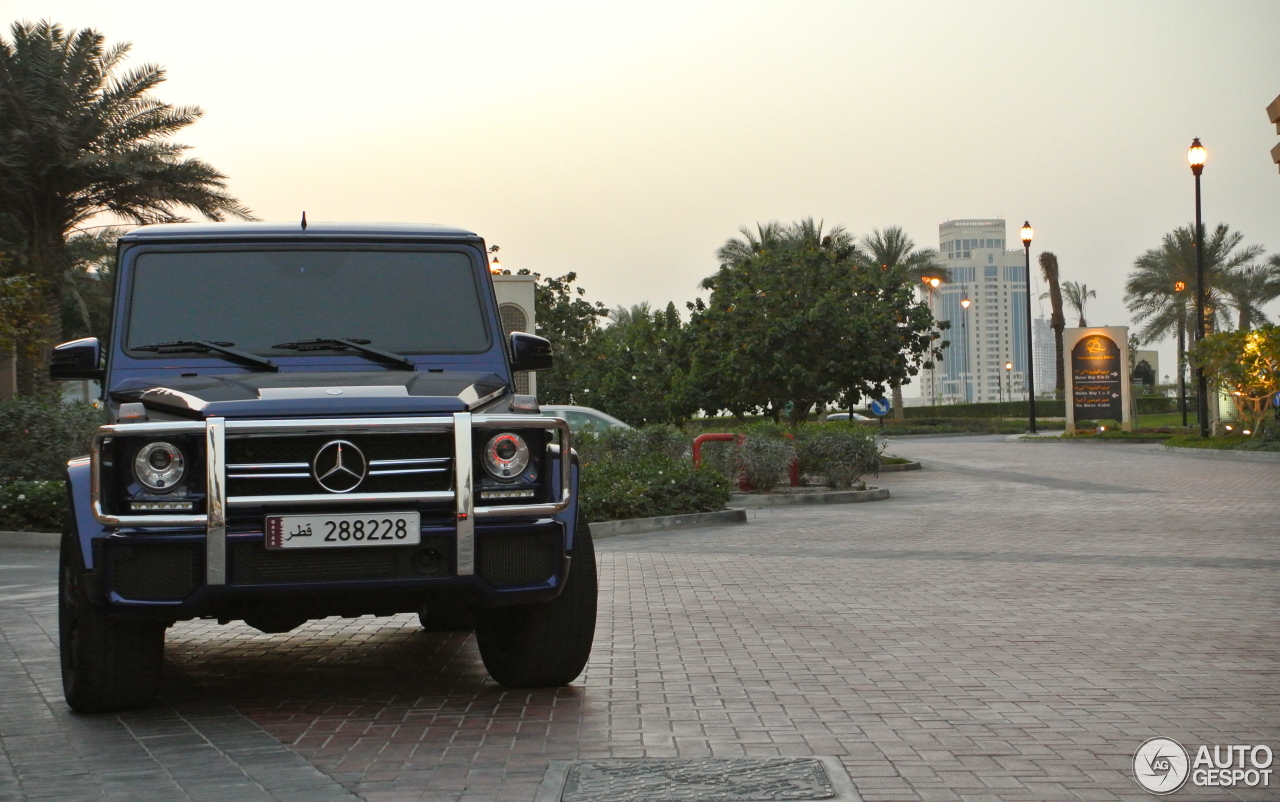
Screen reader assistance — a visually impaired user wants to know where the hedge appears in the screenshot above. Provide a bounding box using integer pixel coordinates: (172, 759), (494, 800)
(0, 400), (104, 481)
(576, 426), (732, 522)
(901, 396), (1176, 419)
(0, 480), (66, 532)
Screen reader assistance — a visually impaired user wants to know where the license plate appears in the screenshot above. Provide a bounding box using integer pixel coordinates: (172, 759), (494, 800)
(265, 512), (421, 550)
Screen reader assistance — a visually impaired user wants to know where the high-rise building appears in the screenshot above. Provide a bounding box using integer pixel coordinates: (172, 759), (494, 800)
(1034, 316), (1055, 393)
(922, 219), (1034, 404)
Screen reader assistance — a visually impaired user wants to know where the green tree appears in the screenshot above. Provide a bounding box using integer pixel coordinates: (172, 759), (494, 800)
(1189, 325), (1279, 435)
(61, 228), (122, 343)
(1061, 280), (1096, 327)
(0, 21), (253, 394)
(1038, 252), (1066, 396)
(858, 226), (944, 417)
(579, 302), (696, 425)
(515, 270), (607, 404)
(689, 218), (942, 423)
(0, 274), (48, 358)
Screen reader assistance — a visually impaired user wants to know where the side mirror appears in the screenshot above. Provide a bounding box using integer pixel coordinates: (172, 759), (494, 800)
(509, 332), (553, 372)
(50, 337), (103, 381)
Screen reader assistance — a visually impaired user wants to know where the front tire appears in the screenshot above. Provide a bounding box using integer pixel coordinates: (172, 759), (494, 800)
(59, 531), (166, 713)
(473, 521), (598, 687)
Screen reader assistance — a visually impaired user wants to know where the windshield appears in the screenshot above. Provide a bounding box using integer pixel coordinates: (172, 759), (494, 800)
(126, 248), (490, 356)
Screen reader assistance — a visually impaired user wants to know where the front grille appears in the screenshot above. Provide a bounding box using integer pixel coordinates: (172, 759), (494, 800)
(229, 537), (452, 584)
(109, 543), (204, 601)
(225, 432), (453, 497)
(477, 532), (560, 587)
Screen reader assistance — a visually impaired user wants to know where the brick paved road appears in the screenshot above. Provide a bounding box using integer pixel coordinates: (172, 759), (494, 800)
(2, 437), (1277, 801)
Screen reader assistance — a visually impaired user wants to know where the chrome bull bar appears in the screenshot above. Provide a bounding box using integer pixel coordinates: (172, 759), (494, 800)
(89, 413), (573, 585)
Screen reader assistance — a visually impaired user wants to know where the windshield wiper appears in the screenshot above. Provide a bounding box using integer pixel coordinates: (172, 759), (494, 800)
(271, 338), (415, 371)
(132, 340), (279, 372)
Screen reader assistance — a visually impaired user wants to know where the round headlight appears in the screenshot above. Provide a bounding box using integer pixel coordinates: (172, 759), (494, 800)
(133, 441), (186, 492)
(483, 432), (530, 479)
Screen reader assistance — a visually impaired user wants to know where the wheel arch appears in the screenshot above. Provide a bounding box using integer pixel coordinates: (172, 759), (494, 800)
(65, 457), (106, 569)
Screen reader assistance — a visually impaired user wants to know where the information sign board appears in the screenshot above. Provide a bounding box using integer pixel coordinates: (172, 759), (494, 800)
(1071, 334), (1123, 422)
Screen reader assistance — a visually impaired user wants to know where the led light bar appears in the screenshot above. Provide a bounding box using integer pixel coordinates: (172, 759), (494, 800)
(479, 489), (536, 500)
(129, 500), (196, 511)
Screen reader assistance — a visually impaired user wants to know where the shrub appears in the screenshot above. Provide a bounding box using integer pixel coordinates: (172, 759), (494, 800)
(576, 426), (730, 522)
(0, 400), (104, 481)
(732, 423), (796, 492)
(795, 426), (882, 488)
(0, 479), (66, 532)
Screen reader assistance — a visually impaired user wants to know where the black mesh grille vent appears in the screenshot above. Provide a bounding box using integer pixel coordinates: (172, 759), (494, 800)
(109, 543), (203, 601)
(477, 532), (559, 587)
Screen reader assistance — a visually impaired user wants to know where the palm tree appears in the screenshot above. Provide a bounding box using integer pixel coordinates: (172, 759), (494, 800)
(1125, 224), (1261, 345)
(1061, 281), (1097, 327)
(1038, 252), (1066, 396)
(715, 221), (789, 268)
(1125, 223), (1263, 423)
(859, 226), (943, 416)
(0, 21), (254, 393)
(1220, 256), (1280, 330)
(608, 302), (652, 327)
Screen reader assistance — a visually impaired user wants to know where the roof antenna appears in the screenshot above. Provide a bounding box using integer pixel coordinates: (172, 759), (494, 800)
(301, 211), (307, 231)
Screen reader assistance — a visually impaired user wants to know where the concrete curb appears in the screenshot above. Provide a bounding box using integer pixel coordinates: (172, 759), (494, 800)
(878, 460), (921, 472)
(1162, 445), (1280, 463)
(728, 487), (890, 508)
(1016, 435), (1172, 444)
(588, 508), (747, 539)
(0, 530), (60, 549)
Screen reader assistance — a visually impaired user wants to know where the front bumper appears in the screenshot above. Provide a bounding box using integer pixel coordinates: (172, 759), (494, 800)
(88, 519), (569, 620)
(83, 412), (574, 619)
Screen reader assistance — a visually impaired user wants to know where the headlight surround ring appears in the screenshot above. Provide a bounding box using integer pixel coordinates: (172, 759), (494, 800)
(482, 432), (530, 480)
(132, 441), (187, 492)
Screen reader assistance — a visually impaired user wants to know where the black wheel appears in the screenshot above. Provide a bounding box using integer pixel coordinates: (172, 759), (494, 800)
(59, 529), (166, 713)
(473, 520), (598, 687)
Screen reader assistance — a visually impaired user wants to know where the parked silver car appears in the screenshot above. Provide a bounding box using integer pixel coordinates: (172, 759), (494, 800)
(540, 405), (631, 431)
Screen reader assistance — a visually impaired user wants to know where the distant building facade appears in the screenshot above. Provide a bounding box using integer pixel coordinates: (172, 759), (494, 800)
(923, 219), (1035, 404)
(1034, 316), (1055, 392)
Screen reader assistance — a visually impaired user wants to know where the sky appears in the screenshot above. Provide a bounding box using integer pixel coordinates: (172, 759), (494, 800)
(8, 0), (1279, 394)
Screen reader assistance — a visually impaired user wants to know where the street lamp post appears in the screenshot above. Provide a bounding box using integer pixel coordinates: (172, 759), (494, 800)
(1174, 280), (1187, 427)
(923, 276), (942, 406)
(1188, 139), (1209, 437)
(1020, 222), (1037, 432)
(960, 297), (972, 403)
(1005, 361), (1013, 405)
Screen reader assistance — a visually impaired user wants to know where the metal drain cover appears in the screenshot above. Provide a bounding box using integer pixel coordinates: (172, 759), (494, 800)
(537, 757), (862, 802)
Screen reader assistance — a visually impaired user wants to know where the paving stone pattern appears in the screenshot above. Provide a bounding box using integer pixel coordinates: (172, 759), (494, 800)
(2, 437), (1277, 801)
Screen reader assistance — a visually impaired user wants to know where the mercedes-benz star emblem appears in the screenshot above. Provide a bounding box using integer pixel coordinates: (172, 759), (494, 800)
(312, 440), (367, 493)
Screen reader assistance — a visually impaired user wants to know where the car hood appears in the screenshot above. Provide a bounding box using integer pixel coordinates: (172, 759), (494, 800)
(110, 371), (508, 420)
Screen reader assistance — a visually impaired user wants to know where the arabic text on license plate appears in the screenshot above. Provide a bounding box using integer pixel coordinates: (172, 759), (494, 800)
(265, 512), (421, 549)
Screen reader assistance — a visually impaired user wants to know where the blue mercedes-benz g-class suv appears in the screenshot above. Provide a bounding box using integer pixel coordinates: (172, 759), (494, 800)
(50, 222), (596, 713)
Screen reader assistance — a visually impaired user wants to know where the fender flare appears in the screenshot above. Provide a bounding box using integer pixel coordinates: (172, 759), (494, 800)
(65, 457), (106, 569)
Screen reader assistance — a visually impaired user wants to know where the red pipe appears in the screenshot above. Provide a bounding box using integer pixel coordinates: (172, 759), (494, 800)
(692, 433), (738, 468)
